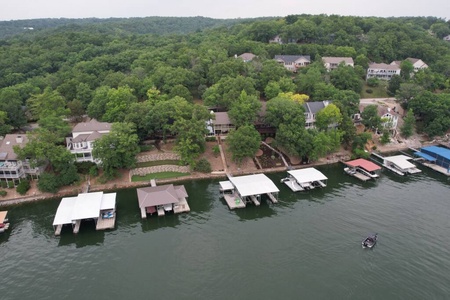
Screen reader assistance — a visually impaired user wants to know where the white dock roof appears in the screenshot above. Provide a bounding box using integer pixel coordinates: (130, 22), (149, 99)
(52, 197), (78, 226)
(53, 192), (117, 225)
(219, 181), (234, 191)
(384, 155), (415, 169)
(288, 168), (328, 183)
(229, 174), (279, 197)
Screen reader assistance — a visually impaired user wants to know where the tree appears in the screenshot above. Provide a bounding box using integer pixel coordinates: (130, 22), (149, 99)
(265, 96), (305, 128)
(169, 84), (193, 102)
(400, 60), (414, 80)
(87, 86), (111, 120)
(361, 105), (382, 131)
(315, 104), (343, 131)
(93, 122), (140, 178)
(278, 92), (309, 104)
(0, 88), (27, 130)
(103, 86), (137, 123)
(67, 99), (85, 122)
(202, 76), (258, 109)
(228, 91), (261, 127)
(395, 83), (423, 108)
(0, 111), (11, 136)
(227, 125), (260, 164)
(329, 65), (362, 93)
(387, 75), (402, 96)
(26, 88), (69, 120)
(400, 109), (415, 138)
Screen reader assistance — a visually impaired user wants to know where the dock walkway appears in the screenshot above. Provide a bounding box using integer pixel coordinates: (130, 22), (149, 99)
(223, 193), (246, 209)
(96, 213), (116, 230)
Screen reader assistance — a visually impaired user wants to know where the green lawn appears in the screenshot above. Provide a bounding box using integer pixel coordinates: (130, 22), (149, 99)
(131, 172), (190, 182)
(135, 160), (181, 168)
(360, 82), (389, 98)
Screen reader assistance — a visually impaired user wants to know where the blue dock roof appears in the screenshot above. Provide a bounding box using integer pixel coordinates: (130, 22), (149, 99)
(421, 146), (450, 160)
(414, 151), (437, 161)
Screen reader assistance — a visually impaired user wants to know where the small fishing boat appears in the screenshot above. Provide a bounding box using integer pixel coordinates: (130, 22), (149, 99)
(362, 233), (377, 249)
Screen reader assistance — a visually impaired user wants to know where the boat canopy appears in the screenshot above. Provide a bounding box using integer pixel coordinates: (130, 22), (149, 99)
(345, 158), (381, 172)
(219, 181), (234, 191)
(384, 155), (415, 169)
(229, 174), (279, 197)
(288, 168), (328, 183)
(414, 151), (437, 162)
(0, 211), (8, 223)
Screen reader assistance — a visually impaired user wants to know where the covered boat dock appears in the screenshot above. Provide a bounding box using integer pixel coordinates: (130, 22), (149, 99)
(414, 146), (450, 176)
(282, 168), (328, 192)
(344, 158), (381, 181)
(0, 211), (10, 233)
(382, 155), (421, 175)
(137, 184), (190, 219)
(52, 192), (117, 235)
(219, 174), (279, 209)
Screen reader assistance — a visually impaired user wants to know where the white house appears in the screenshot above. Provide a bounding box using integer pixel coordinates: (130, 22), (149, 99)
(237, 53), (256, 62)
(274, 55), (311, 72)
(366, 63), (400, 80)
(322, 57), (354, 71)
(390, 58), (428, 72)
(269, 35), (283, 44)
(443, 35), (450, 41)
(66, 119), (112, 163)
(0, 134), (44, 183)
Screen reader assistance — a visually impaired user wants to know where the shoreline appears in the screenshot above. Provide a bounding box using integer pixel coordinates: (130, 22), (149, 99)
(0, 143), (427, 207)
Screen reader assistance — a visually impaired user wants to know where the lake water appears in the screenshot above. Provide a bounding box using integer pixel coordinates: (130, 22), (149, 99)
(1, 164), (449, 299)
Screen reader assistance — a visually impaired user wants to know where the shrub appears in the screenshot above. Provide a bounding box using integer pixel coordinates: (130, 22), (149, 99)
(38, 173), (60, 193)
(139, 144), (154, 152)
(367, 78), (379, 87)
(193, 158), (212, 173)
(0, 190), (7, 197)
(89, 166), (98, 177)
(212, 145), (220, 157)
(0, 181), (7, 189)
(75, 161), (97, 174)
(365, 89), (373, 94)
(16, 180), (31, 195)
(205, 136), (216, 142)
(7, 181), (14, 189)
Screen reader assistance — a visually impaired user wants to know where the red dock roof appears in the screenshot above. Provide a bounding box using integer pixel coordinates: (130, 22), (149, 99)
(345, 159), (381, 172)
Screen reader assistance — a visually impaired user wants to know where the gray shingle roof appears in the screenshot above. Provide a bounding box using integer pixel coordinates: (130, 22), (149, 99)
(137, 184), (188, 208)
(0, 134), (29, 161)
(72, 119), (112, 133)
(274, 55), (311, 64)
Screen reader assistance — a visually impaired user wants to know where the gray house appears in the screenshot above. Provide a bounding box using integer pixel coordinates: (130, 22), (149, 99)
(274, 55), (311, 72)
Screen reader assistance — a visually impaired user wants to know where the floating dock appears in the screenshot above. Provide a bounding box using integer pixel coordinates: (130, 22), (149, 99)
(413, 146), (450, 176)
(343, 158), (381, 181)
(137, 184), (190, 219)
(282, 168), (328, 192)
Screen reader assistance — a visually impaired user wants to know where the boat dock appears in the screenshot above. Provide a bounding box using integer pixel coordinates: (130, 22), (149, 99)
(282, 168), (328, 192)
(137, 183), (190, 218)
(53, 192), (117, 235)
(372, 153), (421, 176)
(219, 174), (280, 209)
(343, 158), (381, 181)
(413, 146), (450, 176)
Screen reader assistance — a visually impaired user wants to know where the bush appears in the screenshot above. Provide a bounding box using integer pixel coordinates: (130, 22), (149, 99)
(16, 180), (31, 195)
(212, 145), (220, 157)
(75, 161), (97, 174)
(0, 181), (7, 189)
(367, 78), (379, 87)
(139, 144), (154, 152)
(0, 190), (6, 197)
(365, 89), (373, 94)
(38, 173), (60, 193)
(89, 166), (98, 177)
(7, 181), (14, 189)
(205, 136), (216, 142)
(193, 158), (212, 173)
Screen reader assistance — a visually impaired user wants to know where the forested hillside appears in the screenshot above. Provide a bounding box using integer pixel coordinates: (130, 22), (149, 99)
(0, 14), (449, 187)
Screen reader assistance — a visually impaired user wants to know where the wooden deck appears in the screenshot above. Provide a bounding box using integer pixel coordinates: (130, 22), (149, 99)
(223, 193), (246, 209)
(174, 198), (191, 214)
(96, 213), (116, 230)
(421, 162), (450, 176)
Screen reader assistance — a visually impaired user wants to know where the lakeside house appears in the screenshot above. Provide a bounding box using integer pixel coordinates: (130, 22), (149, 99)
(207, 111), (235, 137)
(322, 57), (354, 71)
(66, 119), (112, 163)
(137, 184), (190, 218)
(366, 63), (400, 80)
(269, 35), (283, 44)
(0, 134), (43, 184)
(390, 58), (428, 73)
(358, 104), (399, 131)
(274, 55), (311, 72)
(304, 101), (331, 129)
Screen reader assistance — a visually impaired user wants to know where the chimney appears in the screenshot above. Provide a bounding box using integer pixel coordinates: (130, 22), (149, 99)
(16, 136), (23, 144)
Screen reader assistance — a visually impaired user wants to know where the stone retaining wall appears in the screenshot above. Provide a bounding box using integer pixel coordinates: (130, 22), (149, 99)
(130, 165), (190, 176)
(137, 152), (180, 163)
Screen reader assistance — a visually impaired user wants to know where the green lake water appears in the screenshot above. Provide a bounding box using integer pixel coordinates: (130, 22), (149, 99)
(0, 164), (449, 299)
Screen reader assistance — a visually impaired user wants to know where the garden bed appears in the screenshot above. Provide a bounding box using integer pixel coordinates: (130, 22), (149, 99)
(254, 143), (289, 169)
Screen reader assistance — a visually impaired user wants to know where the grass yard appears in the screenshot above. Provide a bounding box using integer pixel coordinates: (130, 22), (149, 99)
(360, 82), (389, 98)
(135, 160), (181, 168)
(131, 172), (190, 182)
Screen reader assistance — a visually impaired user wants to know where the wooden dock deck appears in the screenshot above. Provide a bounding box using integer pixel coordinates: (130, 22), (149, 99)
(421, 162), (450, 176)
(223, 193), (246, 209)
(283, 178), (304, 192)
(96, 213), (116, 230)
(250, 195), (260, 206)
(174, 198), (191, 214)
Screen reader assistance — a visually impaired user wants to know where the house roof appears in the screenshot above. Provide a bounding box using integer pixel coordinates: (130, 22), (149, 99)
(304, 101), (329, 114)
(322, 57), (354, 64)
(238, 53), (256, 61)
(137, 184), (188, 208)
(288, 168), (328, 183)
(274, 55), (311, 64)
(345, 159), (381, 172)
(72, 131), (106, 143)
(368, 63), (400, 70)
(213, 112), (232, 125)
(0, 134), (29, 161)
(72, 119), (112, 133)
(229, 174), (279, 197)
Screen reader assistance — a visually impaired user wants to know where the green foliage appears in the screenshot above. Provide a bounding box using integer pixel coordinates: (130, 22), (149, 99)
(38, 173), (61, 193)
(400, 109), (415, 138)
(329, 65), (363, 93)
(193, 158), (212, 173)
(212, 145), (220, 157)
(380, 130), (391, 144)
(365, 89), (373, 94)
(89, 166), (99, 177)
(366, 78), (379, 87)
(1, 181), (7, 188)
(0, 190), (7, 197)
(227, 126), (261, 164)
(228, 91), (262, 127)
(361, 105), (382, 131)
(75, 161), (97, 174)
(7, 181), (14, 189)
(93, 122), (140, 178)
(315, 104), (343, 131)
(16, 180), (31, 195)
